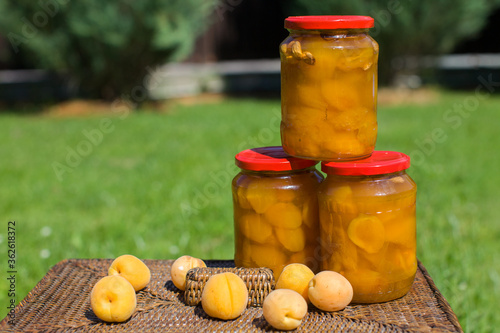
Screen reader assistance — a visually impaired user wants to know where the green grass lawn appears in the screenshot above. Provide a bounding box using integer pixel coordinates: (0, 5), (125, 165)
(1, 91), (499, 332)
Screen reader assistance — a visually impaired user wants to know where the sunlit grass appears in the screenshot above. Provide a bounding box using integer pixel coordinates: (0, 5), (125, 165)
(0, 91), (498, 332)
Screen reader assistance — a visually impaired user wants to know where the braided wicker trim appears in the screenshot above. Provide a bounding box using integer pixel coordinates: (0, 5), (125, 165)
(184, 266), (275, 307)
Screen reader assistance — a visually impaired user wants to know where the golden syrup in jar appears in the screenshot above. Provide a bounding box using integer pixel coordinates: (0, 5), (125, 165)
(232, 146), (323, 279)
(318, 151), (417, 303)
(280, 15), (378, 161)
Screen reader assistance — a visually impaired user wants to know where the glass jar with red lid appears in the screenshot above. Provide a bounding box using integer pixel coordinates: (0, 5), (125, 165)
(318, 151), (417, 303)
(232, 146), (324, 279)
(280, 15), (379, 161)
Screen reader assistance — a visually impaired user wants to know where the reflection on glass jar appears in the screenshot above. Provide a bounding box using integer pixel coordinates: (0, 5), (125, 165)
(280, 15), (378, 161)
(318, 151), (417, 303)
(232, 146), (324, 280)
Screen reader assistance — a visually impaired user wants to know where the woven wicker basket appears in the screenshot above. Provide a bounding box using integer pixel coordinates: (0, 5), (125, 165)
(184, 266), (275, 307)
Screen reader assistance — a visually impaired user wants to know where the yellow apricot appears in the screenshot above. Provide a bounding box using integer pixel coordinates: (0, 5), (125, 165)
(108, 254), (151, 292)
(382, 209), (416, 247)
(292, 35), (336, 81)
(284, 103), (328, 129)
(234, 186), (252, 210)
(347, 214), (385, 254)
(276, 263), (315, 303)
(346, 266), (415, 303)
(170, 255), (206, 291)
(248, 244), (288, 279)
(275, 226), (306, 252)
(288, 248), (319, 273)
(336, 46), (377, 71)
(321, 130), (368, 158)
(201, 272), (248, 320)
(382, 243), (417, 277)
(245, 180), (277, 214)
(321, 78), (361, 112)
(281, 105), (339, 160)
(290, 82), (329, 111)
(327, 185), (358, 215)
(356, 243), (388, 272)
(263, 289), (308, 331)
(90, 275), (136, 323)
(342, 269), (385, 303)
(356, 112), (378, 147)
(232, 175), (252, 210)
(323, 65), (375, 110)
(330, 107), (372, 132)
(320, 222), (359, 273)
(281, 122), (323, 159)
(308, 271), (353, 312)
(238, 213), (273, 244)
(322, 254), (342, 273)
(264, 202), (302, 229)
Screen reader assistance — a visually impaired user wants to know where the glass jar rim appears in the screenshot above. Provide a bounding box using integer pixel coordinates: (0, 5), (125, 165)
(285, 15), (374, 30)
(235, 146), (318, 172)
(321, 151), (410, 176)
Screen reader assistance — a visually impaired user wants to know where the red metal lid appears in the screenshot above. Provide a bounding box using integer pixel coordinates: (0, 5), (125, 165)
(321, 151), (410, 176)
(235, 146), (318, 171)
(285, 15), (374, 30)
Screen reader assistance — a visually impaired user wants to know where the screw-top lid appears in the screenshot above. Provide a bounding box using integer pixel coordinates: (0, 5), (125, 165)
(285, 15), (374, 30)
(321, 151), (410, 176)
(235, 146), (319, 172)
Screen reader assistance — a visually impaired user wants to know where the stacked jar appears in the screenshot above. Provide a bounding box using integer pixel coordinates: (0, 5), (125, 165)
(232, 15), (417, 304)
(318, 151), (417, 303)
(232, 146), (324, 279)
(280, 15), (378, 161)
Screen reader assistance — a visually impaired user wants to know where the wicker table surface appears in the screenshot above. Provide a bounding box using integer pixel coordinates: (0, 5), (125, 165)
(0, 259), (463, 332)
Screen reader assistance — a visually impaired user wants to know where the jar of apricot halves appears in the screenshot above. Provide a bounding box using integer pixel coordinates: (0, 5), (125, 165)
(280, 15), (379, 161)
(318, 151), (417, 303)
(232, 146), (324, 279)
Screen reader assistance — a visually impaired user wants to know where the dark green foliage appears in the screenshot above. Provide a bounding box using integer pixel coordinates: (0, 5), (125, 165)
(285, 0), (500, 83)
(0, 0), (217, 99)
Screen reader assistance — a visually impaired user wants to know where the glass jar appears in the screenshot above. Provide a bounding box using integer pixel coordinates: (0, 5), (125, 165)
(280, 15), (379, 161)
(232, 146), (324, 279)
(318, 151), (417, 303)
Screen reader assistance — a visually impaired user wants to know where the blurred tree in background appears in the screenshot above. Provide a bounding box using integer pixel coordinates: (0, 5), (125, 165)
(0, 0), (217, 100)
(1, 0), (499, 98)
(285, 0), (500, 84)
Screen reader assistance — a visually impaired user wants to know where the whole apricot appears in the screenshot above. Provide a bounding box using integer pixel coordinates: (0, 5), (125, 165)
(276, 263), (315, 303)
(170, 255), (206, 291)
(90, 275), (137, 322)
(262, 289), (308, 331)
(108, 254), (151, 292)
(201, 272), (249, 320)
(308, 271), (353, 312)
